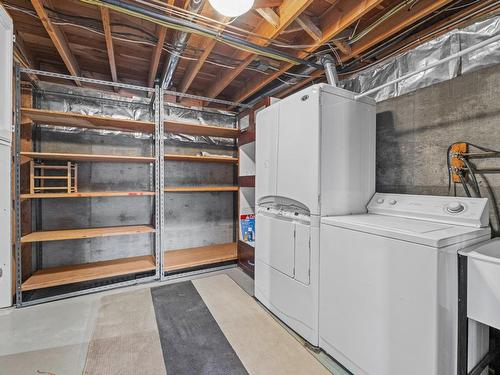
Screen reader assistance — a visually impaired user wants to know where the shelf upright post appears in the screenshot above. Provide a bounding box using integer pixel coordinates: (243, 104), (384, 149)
(14, 64), (22, 306)
(154, 84), (165, 279)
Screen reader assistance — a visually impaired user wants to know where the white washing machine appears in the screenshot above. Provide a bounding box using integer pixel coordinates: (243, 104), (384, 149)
(320, 193), (491, 375)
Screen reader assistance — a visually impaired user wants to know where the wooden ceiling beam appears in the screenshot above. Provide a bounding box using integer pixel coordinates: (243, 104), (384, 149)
(255, 8), (280, 28)
(148, 0), (174, 88)
(296, 13), (322, 41)
(231, 0), (383, 104)
(30, 0), (81, 86)
(205, 0), (314, 99)
(288, 0), (495, 96)
(179, 13), (231, 93)
(254, 0), (283, 8)
(346, 0), (454, 59)
(99, 6), (118, 89)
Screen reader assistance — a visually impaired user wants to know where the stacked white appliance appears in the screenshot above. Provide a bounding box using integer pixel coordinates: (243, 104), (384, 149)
(320, 193), (491, 375)
(0, 5), (13, 308)
(255, 83), (376, 345)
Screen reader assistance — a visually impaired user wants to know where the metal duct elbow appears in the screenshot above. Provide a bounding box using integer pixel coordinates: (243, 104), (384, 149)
(161, 0), (204, 89)
(320, 54), (339, 87)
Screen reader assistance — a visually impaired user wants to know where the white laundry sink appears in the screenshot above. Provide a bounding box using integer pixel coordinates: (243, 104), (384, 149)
(461, 238), (500, 330)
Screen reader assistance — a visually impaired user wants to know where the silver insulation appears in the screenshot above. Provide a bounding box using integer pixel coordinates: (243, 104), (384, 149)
(34, 82), (236, 146)
(342, 16), (500, 102)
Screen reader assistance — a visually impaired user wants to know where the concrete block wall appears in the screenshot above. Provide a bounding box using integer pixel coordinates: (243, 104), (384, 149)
(36, 129), (236, 268)
(376, 64), (500, 235)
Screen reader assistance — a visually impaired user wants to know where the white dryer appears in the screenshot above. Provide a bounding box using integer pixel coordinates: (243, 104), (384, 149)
(255, 84), (376, 346)
(319, 193), (491, 375)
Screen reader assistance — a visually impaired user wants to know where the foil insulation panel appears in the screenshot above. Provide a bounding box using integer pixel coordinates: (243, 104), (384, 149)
(341, 16), (500, 102)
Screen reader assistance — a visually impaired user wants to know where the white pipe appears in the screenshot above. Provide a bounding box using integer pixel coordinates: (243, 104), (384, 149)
(355, 33), (500, 99)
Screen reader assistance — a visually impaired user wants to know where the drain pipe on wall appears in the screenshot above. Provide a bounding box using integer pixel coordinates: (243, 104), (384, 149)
(161, 0), (205, 89)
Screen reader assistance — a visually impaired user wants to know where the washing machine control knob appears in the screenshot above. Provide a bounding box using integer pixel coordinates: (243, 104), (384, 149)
(447, 202), (465, 213)
(377, 198), (385, 204)
(389, 199), (397, 205)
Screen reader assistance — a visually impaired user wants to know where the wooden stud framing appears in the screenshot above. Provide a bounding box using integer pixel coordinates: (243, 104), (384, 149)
(296, 14), (322, 41)
(30, 0), (82, 86)
(255, 8), (280, 28)
(100, 6), (118, 89)
(231, 0), (384, 104)
(205, 0), (314, 99)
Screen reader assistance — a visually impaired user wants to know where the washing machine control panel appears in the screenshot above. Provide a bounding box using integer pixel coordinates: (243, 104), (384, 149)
(368, 193), (489, 228)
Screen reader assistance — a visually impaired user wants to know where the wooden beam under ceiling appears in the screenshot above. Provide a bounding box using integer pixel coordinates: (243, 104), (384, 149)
(231, 0), (384, 104)
(148, 0), (174, 88)
(179, 13), (231, 93)
(204, 0), (314, 99)
(296, 13), (322, 41)
(100, 6), (118, 89)
(254, 0), (283, 8)
(255, 8), (280, 28)
(345, 0), (455, 59)
(31, 0), (81, 86)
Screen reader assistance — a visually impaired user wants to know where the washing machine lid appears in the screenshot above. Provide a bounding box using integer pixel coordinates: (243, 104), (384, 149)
(321, 214), (490, 248)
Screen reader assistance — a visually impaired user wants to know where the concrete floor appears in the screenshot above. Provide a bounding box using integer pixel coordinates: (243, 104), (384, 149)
(0, 266), (349, 375)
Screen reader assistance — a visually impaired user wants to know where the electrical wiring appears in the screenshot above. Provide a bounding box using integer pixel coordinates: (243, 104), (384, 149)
(5, 2), (275, 75)
(446, 141), (500, 232)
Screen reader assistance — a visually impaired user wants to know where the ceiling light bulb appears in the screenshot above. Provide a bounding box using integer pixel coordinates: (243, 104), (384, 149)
(208, 0), (254, 17)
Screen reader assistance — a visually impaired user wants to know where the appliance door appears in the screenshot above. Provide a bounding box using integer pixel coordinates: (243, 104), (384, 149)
(256, 214), (295, 278)
(276, 87), (320, 214)
(256, 106), (278, 201)
(0, 143), (11, 308)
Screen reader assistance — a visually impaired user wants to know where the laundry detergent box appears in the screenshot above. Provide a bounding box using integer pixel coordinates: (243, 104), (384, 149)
(240, 214), (255, 243)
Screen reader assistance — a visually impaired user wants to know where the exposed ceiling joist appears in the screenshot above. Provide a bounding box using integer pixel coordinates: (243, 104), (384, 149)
(30, 0), (81, 86)
(296, 13), (322, 41)
(231, 0), (384, 103)
(345, 0), (454, 59)
(148, 26), (167, 87)
(254, 0), (283, 8)
(332, 39), (351, 55)
(148, 0), (174, 88)
(179, 13), (232, 93)
(255, 8), (280, 28)
(284, 0), (496, 98)
(205, 0), (315, 99)
(99, 6), (118, 89)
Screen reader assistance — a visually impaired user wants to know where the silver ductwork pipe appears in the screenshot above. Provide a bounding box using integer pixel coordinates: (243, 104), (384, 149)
(245, 54), (341, 108)
(161, 0), (205, 89)
(319, 54), (339, 87)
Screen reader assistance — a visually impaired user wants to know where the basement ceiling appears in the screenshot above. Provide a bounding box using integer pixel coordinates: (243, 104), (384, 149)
(3, 0), (498, 107)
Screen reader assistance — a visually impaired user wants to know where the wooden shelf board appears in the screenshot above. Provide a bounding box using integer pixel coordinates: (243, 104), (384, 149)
(21, 225), (155, 243)
(21, 152), (155, 163)
(165, 119), (238, 138)
(165, 186), (239, 192)
(165, 154), (238, 163)
(239, 175), (255, 188)
(21, 255), (155, 291)
(22, 108), (154, 133)
(20, 191), (156, 199)
(164, 243), (237, 272)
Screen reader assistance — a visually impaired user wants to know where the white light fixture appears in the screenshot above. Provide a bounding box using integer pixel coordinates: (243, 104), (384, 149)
(208, 0), (254, 17)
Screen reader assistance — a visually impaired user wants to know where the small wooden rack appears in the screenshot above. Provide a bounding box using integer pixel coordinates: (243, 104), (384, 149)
(30, 160), (78, 194)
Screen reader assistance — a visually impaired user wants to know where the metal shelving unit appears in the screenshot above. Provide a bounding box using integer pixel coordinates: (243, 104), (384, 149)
(13, 66), (240, 306)
(14, 66), (163, 306)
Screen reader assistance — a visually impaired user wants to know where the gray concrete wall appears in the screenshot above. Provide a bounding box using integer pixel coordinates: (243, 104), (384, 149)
(376, 64), (500, 235)
(36, 125), (236, 269)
